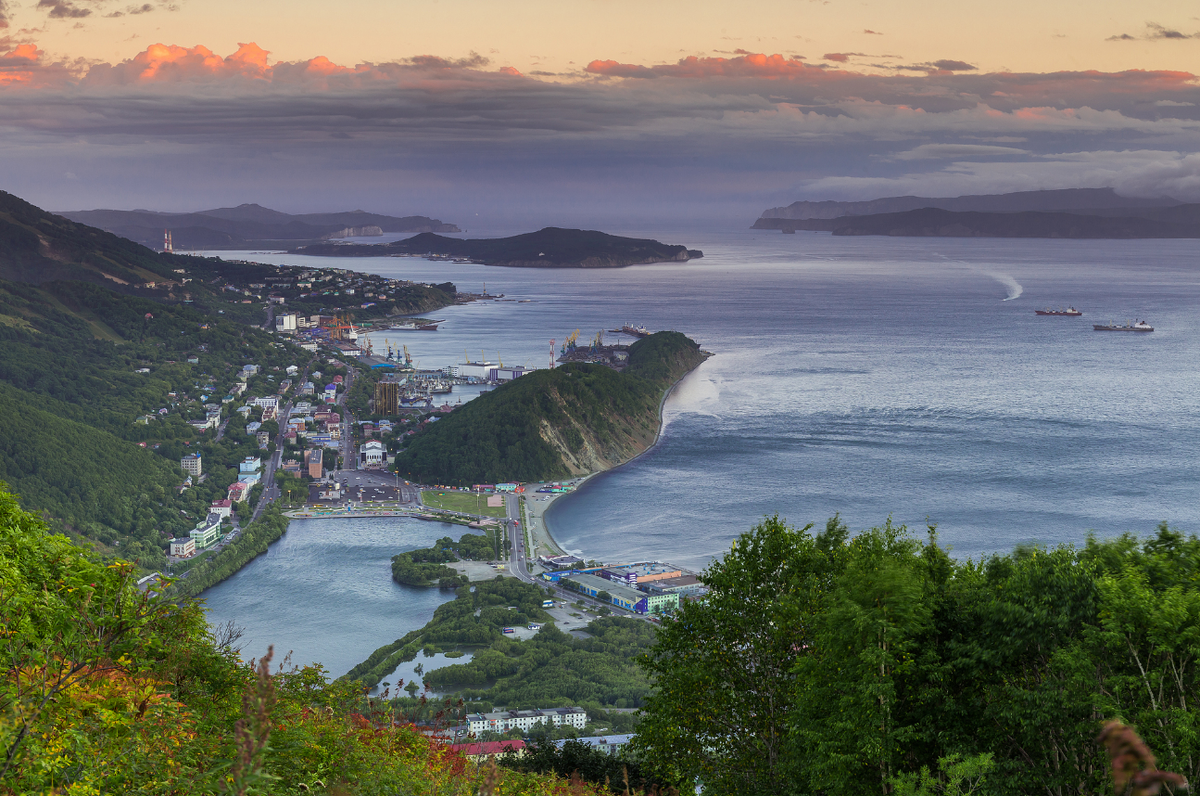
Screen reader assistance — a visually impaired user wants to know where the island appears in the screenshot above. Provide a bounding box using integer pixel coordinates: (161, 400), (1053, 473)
(292, 226), (704, 267)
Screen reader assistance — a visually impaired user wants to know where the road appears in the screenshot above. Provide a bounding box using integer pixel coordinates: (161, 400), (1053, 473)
(247, 353), (317, 523)
(504, 493), (535, 582)
(250, 395), (289, 523)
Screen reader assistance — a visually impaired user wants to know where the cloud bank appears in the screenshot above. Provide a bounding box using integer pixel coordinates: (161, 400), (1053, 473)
(1, 43), (1199, 224)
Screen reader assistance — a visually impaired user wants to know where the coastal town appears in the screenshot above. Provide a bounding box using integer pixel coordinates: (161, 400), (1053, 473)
(154, 258), (704, 628)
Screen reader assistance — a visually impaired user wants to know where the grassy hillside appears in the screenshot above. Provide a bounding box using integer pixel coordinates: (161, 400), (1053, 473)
(394, 332), (708, 485)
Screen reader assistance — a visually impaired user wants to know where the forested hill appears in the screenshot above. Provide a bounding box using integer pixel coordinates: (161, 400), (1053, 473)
(0, 189), (181, 286)
(395, 332), (709, 485)
(294, 227), (704, 267)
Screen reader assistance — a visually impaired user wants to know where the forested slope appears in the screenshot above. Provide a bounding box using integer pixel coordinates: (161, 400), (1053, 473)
(0, 486), (611, 795)
(634, 515), (1200, 796)
(394, 332), (708, 485)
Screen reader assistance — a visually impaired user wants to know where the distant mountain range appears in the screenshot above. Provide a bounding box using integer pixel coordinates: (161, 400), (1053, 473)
(753, 188), (1200, 238)
(59, 204), (460, 250)
(293, 227), (703, 268)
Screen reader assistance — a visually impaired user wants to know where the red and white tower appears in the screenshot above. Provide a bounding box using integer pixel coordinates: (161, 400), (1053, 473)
(163, 230), (173, 253)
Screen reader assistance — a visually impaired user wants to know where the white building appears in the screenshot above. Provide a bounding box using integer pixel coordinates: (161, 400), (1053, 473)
(466, 708), (587, 736)
(181, 453), (202, 476)
(495, 366), (535, 383)
(209, 499), (233, 518)
(360, 440), (386, 468)
(275, 313), (298, 332)
(455, 361), (497, 380)
(252, 396), (280, 411)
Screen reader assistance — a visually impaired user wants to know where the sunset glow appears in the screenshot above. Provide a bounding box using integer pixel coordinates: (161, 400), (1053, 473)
(0, 1), (1197, 222)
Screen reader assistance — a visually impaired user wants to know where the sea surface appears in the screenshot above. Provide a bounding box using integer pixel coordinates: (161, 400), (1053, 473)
(202, 230), (1200, 672)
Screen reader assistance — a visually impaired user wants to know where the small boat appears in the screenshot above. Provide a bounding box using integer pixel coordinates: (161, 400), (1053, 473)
(1035, 307), (1082, 316)
(1093, 320), (1154, 332)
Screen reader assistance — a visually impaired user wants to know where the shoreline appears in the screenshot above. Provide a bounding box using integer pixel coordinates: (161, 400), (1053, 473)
(534, 353), (711, 561)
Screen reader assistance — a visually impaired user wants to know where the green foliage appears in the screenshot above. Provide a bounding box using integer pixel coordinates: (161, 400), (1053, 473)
(0, 383), (188, 563)
(276, 470), (309, 505)
(634, 517), (1200, 796)
(499, 738), (670, 794)
(395, 332), (707, 486)
(0, 482), (604, 795)
(389, 531), (507, 588)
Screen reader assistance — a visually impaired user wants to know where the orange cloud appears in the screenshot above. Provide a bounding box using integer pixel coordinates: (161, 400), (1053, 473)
(587, 52), (832, 80)
(82, 42), (271, 84)
(0, 42), (77, 86)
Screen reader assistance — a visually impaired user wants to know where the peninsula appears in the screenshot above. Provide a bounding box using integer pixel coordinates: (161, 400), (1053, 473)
(292, 227), (704, 267)
(752, 188), (1200, 239)
(394, 331), (709, 485)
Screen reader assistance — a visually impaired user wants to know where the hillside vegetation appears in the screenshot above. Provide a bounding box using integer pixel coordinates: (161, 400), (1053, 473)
(634, 515), (1200, 795)
(0, 485), (619, 795)
(394, 332), (708, 485)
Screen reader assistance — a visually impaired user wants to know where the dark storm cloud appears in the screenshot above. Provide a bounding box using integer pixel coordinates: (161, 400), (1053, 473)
(0, 1), (9, 28)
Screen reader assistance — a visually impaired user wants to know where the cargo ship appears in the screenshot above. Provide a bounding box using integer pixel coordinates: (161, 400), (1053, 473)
(607, 324), (650, 338)
(1093, 320), (1154, 332)
(1035, 307), (1082, 316)
(389, 321), (440, 331)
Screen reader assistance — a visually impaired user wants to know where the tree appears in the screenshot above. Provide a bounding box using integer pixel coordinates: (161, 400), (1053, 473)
(791, 521), (934, 795)
(630, 515), (842, 794)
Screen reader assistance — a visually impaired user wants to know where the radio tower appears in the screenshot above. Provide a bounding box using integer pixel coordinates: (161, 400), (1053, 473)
(163, 229), (173, 253)
(549, 339), (555, 369)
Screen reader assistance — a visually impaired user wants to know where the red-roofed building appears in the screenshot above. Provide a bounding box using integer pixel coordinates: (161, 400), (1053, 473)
(447, 740), (525, 761)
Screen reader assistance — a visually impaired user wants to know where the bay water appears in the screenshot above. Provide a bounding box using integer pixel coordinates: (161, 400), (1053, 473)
(202, 230), (1200, 672)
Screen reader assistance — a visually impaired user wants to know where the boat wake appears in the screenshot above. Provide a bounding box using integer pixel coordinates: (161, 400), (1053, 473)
(936, 255), (1022, 300)
(990, 271), (1024, 301)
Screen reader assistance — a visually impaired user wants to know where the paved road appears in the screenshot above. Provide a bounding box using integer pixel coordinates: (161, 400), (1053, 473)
(246, 353), (317, 523)
(250, 395), (290, 523)
(504, 493), (535, 583)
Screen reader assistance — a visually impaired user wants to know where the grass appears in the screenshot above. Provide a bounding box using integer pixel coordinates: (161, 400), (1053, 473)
(421, 490), (507, 518)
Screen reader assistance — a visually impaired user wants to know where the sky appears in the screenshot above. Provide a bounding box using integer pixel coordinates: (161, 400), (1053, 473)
(1, 0), (1199, 226)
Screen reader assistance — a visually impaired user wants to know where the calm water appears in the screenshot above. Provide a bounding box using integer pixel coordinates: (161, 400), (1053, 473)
(201, 517), (461, 676)
(203, 231), (1200, 665)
